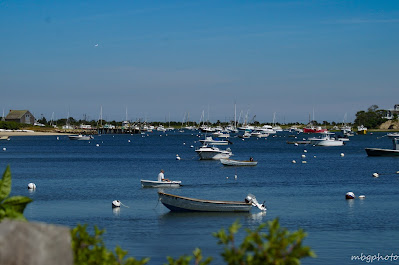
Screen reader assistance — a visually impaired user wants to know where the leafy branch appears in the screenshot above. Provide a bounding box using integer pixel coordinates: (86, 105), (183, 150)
(0, 165), (32, 221)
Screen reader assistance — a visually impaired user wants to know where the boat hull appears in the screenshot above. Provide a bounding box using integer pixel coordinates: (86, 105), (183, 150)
(365, 148), (399, 157)
(69, 135), (93, 140)
(303, 128), (327, 133)
(141, 180), (181, 188)
(158, 192), (252, 212)
(199, 140), (229, 145)
(220, 159), (258, 166)
(196, 151), (232, 160)
(309, 139), (344, 146)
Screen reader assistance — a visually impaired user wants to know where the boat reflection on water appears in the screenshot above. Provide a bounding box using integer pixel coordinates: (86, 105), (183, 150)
(159, 211), (266, 223)
(159, 211), (267, 224)
(112, 207), (121, 216)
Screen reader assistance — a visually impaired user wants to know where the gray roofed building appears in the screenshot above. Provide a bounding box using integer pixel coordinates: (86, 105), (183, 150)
(5, 110), (35, 125)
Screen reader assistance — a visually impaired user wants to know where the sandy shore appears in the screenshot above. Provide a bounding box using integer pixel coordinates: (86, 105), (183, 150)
(0, 131), (71, 136)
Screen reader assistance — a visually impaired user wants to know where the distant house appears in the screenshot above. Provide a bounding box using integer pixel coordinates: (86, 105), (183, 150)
(5, 110), (35, 125)
(385, 104), (399, 120)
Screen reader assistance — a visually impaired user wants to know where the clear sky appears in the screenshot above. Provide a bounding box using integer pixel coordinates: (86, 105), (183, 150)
(1, 1), (398, 124)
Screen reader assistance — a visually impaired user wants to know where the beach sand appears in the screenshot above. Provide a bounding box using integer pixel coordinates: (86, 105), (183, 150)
(0, 131), (70, 136)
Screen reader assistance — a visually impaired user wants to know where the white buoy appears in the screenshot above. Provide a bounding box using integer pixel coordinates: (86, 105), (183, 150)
(176, 154), (181, 160)
(314, 155), (317, 158)
(27, 183), (36, 190)
(358, 195), (366, 199)
(345, 192), (355, 199)
(340, 153), (345, 157)
(301, 154), (306, 158)
(234, 175), (237, 179)
(226, 177), (229, 179)
(183, 142), (186, 145)
(96, 144), (100, 147)
(112, 200), (121, 208)
(292, 160), (296, 164)
(56, 137), (59, 140)
(2, 148), (6, 151)
(128, 140), (131, 143)
(372, 172), (379, 178)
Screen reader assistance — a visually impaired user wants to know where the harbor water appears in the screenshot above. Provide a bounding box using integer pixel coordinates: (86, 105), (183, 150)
(1, 131), (399, 264)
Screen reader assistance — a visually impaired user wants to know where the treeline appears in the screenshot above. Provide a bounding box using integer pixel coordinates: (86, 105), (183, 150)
(354, 105), (394, 129)
(2, 105), (396, 130)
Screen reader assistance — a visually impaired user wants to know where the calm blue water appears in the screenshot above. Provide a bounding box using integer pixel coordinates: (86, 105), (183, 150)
(1, 131), (399, 264)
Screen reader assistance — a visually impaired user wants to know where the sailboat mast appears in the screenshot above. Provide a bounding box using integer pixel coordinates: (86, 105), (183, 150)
(234, 102), (237, 129)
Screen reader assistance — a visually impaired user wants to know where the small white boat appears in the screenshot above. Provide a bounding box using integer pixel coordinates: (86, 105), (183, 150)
(141, 179), (182, 188)
(69, 135), (94, 140)
(357, 125), (367, 135)
(250, 131), (269, 138)
(220, 158), (258, 166)
(0, 136), (9, 140)
(308, 132), (344, 146)
(195, 145), (233, 160)
(238, 132), (251, 138)
(158, 192), (266, 212)
(212, 131), (230, 138)
(199, 136), (229, 145)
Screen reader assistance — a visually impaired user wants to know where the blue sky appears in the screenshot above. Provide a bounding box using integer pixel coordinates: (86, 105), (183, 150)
(1, 1), (398, 124)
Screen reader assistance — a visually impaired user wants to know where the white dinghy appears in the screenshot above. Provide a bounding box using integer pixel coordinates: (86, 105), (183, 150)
(220, 158), (258, 166)
(158, 192), (266, 212)
(141, 179), (182, 188)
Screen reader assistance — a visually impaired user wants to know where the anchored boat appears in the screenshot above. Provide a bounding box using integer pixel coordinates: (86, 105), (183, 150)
(195, 145), (233, 160)
(141, 179), (182, 188)
(158, 192), (266, 212)
(220, 158), (258, 166)
(365, 138), (399, 156)
(68, 135), (94, 140)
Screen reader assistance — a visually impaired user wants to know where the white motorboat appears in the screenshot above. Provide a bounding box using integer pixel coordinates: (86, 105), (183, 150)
(199, 136), (229, 145)
(387, 132), (399, 138)
(158, 192), (266, 212)
(250, 130), (269, 138)
(308, 132), (344, 146)
(195, 145), (233, 160)
(257, 125), (276, 134)
(220, 158), (258, 166)
(212, 131), (230, 138)
(68, 135), (94, 140)
(141, 179), (182, 188)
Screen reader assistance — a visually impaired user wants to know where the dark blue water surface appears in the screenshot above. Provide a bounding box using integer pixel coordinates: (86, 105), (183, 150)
(1, 131), (399, 264)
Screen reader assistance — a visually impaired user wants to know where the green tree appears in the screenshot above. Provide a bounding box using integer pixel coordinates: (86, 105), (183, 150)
(214, 219), (315, 265)
(72, 224), (150, 265)
(354, 105), (387, 129)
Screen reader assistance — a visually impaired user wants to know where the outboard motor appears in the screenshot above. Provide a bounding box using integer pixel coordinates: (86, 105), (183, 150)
(245, 194), (267, 211)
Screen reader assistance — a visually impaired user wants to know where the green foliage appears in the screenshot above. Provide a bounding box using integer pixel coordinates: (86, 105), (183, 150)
(0, 166), (33, 221)
(213, 219), (315, 265)
(0, 121), (29, 130)
(354, 105), (387, 129)
(71, 224), (150, 265)
(166, 248), (213, 265)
